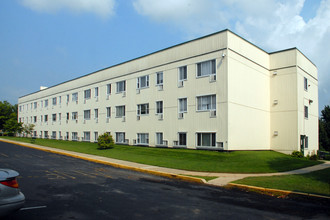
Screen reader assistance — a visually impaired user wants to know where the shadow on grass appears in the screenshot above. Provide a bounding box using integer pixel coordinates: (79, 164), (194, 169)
(266, 156), (322, 173)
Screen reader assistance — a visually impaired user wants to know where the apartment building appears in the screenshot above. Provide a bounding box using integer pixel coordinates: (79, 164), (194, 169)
(18, 29), (318, 155)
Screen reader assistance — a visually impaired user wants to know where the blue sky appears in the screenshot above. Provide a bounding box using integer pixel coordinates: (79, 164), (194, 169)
(0, 0), (329, 112)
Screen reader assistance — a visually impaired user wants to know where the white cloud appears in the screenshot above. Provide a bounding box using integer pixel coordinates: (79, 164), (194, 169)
(20, 0), (116, 18)
(133, 0), (330, 109)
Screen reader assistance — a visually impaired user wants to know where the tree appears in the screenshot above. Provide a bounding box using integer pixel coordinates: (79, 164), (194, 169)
(3, 114), (23, 136)
(23, 124), (35, 137)
(97, 133), (114, 149)
(0, 101), (16, 130)
(319, 105), (330, 151)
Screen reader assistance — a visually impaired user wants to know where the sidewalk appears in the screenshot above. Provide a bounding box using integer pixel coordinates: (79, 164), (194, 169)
(1, 138), (330, 188)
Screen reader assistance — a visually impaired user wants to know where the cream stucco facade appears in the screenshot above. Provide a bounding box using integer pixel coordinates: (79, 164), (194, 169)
(18, 29), (318, 155)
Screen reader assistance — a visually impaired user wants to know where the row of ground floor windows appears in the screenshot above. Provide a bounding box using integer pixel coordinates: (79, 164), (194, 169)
(33, 131), (218, 148)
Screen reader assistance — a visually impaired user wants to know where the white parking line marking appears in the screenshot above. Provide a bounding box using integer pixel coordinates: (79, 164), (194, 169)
(20, 205), (47, 211)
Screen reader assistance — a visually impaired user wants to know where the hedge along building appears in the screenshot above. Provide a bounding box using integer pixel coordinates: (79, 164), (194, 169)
(18, 29), (318, 156)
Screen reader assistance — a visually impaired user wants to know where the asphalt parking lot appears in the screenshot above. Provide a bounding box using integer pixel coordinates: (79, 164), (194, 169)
(1, 141), (329, 219)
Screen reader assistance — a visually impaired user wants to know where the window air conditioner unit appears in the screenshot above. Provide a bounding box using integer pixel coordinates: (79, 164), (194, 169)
(122, 91), (126, 97)
(158, 114), (163, 120)
(76, 100), (78, 104)
(76, 119), (78, 123)
(217, 142), (224, 149)
(83, 120), (86, 124)
(96, 97), (98, 102)
(210, 110), (216, 118)
(137, 115), (140, 120)
(209, 74), (216, 82)
(106, 95), (110, 100)
(122, 116), (126, 122)
(136, 89), (140, 94)
(95, 118), (98, 123)
(178, 113), (184, 119)
(66, 120), (68, 124)
(178, 81), (184, 88)
(106, 118), (110, 123)
(124, 139), (129, 144)
(173, 141), (179, 146)
(157, 84), (163, 91)
(133, 139), (137, 145)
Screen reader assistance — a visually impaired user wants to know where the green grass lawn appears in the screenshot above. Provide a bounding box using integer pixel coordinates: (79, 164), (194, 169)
(0, 136), (322, 173)
(233, 168), (330, 196)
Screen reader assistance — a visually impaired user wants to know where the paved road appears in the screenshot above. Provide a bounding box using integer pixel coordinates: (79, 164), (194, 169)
(1, 141), (329, 219)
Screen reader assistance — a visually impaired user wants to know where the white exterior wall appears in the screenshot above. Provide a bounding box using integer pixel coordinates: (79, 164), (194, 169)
(18, 30), (318, 154)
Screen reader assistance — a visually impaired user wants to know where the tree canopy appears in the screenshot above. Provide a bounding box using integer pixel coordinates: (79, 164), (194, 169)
(319, 105), (330, 151)
(0, 101), (22, 135)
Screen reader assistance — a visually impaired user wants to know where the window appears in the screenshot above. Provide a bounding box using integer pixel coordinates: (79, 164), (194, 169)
(304, 77), (308, 91)
(156, 133), (163, 145)
(106, 107), (111, 118)
(137, 75), (149, 89)
(72, 132), (78, 141)
(179, 66), (187, 81)
(116, 81), (126, 93)
(137, 133), (149, 145)
(116, 106), (125, 117)
(95, 87), (99, 97)
(52, 114), (56, 122)
(66, 132), (69, 140)
(179, 98), (187, 113)
(137, 103), (149, 115)
(178, 133), (187, 146)
(72, 92), (78, 102)
(45, 99), (49, 107)
(59, 131), (61, 139)
(304, 106), (308, 119)
(52, 97), (57, 106)
(44, 131), (48, 138)
(66, 113), (69, 120)
(33, 116), (37, 123)
(197, 95), (216, 111)
(197, 133), (216, 147)
(94, 109), (98, 119)
(33, 102), (37, 109)
(305, 136), (309, 149)
(83, 132), (90, 141)
(44, 115), (48, 122)
(72, 112), (78, 120)
(59, 96), (61, 104)
(52, 131), (56, 139)
(106, 84), (111, 95)
(156, 72), (163, 85)
(40, 115), (43, 122)
(116, 132), (125, 143)
(156, 101), (163, 114)
(84, 89), (91, 100)
(84, 110), (91, 120)
(66, 94), (70, 103)
(197, 59), (216, 77)
(94, 132), (98, 142)
(58, 113), (61, 121)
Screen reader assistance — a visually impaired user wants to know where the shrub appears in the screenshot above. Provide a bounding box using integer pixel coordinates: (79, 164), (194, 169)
(309, 154), (318, 160)
(97, 133), (114, 150)
(291, 151), (304, 158)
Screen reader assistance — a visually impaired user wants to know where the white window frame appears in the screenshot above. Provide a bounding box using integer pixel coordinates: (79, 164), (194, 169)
(72, 92), (78, 102)
(106, 84), (111, 95)
(178, 66), (187, 81)
(94, 109), (98, 119)
(94, 87), (99, 98)
(196, 59), (216, 77)
(52, 114), (56, 122)
(84, 89), (91, 100)
(137, 103), (149, 115)
(137, 75), (149, 89)
(178, 132), (187, 146)
(156, 101), (163, 114)
(137, 133), (149, 145)
(116, 81), (126, 93)
(196, 132), (216, 147)
(178, 98), (187, 113)
(72, 132), (78, 141)
(116, 132), (125, 143)
(106, 107), (111, 118)
(197, 94), (216, 111)
(83, 131), (90, 141)
(156, 132), (163, 145)
(116, 105), (125, 117)
(84, 110), (91, 120)
(52, 97), (57, 106)
(72, 112), (78, 120)
(156, 72), (163, 85)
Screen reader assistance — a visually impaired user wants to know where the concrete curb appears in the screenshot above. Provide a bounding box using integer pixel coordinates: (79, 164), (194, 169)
(0, 139), (206, 184)
(227, 183), (330, 200)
